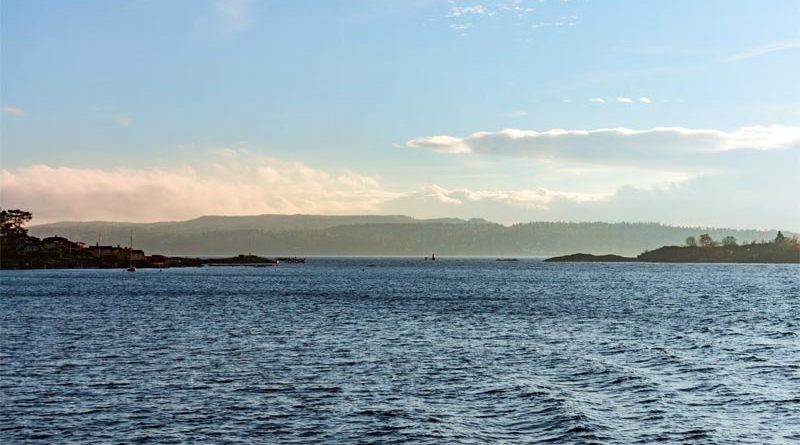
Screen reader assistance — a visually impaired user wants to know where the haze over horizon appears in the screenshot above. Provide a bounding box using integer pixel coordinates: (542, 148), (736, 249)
(26, 212), (800, 234)
(2, 1), (799, 230)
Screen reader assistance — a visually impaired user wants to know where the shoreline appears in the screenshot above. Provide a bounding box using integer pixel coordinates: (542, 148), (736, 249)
(545, 243), (800, 264)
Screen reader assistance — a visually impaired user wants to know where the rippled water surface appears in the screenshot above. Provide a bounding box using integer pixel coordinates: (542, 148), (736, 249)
(2, 258), (799, 444)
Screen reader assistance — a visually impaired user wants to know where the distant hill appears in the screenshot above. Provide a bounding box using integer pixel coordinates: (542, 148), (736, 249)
(29, 214), (794, 256)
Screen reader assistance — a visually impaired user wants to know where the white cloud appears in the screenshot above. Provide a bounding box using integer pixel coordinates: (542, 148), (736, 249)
(499, 0), (535, 14)
(114, 115), (132, 126)
(408, 135), (472, 154)
(506, 110), (528, 117)
(449, 5), (487, 17)
(589, 98), (605, 104)
(445, 2), (555, 33)
(616, 97), (634, 104)
(559, 15), (579, 25)
(638, 97), (652, 104)
(723, 39), (800, 63)
(406, 125), (800, 167)
(1, 153), (398, 223)
(1, 106), (25, 116)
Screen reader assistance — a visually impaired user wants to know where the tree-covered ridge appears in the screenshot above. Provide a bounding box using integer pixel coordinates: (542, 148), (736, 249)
(546, 232), (799, 263)
(29, 214), (798, 256)
(637, 232), (799, 263)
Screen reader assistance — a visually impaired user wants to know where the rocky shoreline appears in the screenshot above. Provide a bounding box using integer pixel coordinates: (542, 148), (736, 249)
(0, 254), (303, 270)
(546, 236), (800, 264)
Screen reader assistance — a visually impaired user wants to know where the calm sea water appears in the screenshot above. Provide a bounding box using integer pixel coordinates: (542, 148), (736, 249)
(1, 258), (799, 444)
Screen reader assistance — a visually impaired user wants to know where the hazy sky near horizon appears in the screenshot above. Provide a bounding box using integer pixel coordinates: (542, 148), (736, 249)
(1, 0), (799, 229)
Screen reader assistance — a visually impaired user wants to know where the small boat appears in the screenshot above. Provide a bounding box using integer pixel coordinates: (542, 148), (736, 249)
(127, 230), (137, 272)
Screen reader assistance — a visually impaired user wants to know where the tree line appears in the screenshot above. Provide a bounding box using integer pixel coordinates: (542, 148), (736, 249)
(685, 231), (795, 248)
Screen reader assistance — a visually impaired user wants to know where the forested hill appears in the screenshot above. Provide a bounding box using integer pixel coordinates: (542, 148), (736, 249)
(30, 215), (792, 256)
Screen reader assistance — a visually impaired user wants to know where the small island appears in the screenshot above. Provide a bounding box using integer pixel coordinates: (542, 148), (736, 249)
(545, 253), (639, 262)
(546, 233), (800, 264)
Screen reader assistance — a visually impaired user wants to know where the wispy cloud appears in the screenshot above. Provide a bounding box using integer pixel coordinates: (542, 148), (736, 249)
(393, 184), (610, 209)
(723, 39), (800, 63)
(1, 106), (26, 116)
(615, 44), (712, 57)
(449, 23), (474, 30)
(449, 5), (487, 17)
(531, 15), (580, 28)
(506, 110), (528, 117)
(588, 97), (652, 104)
(499, 1), (535, 15)
(210, 147), (240, 158)
(114, 115), (132, 126)
(444, 1), (569, 35)
(216, 0), (253, 33)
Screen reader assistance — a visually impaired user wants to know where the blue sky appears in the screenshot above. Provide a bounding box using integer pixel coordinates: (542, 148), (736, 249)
(2, 0), (799, 229)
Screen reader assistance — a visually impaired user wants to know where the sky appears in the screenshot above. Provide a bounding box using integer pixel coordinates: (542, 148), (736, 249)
(1, 0), (799, 229)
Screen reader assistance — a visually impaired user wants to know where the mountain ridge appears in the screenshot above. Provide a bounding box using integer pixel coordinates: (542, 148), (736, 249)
(32, 214), (493, 234)
(29, 214), (795, 257)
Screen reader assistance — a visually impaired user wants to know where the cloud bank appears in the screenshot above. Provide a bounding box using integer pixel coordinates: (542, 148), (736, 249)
(0, 152), (397, 223)
(2, 145), (797, 230)
(406, 125), (800, 167)
(382, 147), (800, 230)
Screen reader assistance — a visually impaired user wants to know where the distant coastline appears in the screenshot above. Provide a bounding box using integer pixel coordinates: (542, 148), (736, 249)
(27, 214), (799, 257)
(545, 232), (800, 264)
(1, 209), (308, 270)
(4, 209), (799, 268)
